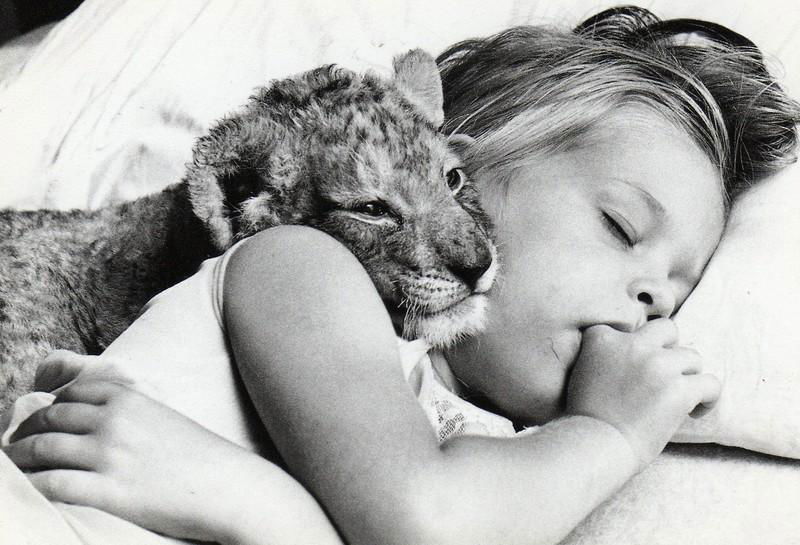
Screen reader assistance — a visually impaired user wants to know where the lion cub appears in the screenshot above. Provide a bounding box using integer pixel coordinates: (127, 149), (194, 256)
(0, 50), (497, 409)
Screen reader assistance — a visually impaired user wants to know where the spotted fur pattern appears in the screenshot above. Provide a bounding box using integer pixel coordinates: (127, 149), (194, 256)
(0, 50), (496, 410)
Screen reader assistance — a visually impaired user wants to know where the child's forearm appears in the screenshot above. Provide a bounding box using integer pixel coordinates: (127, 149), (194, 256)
(213, 416), (634, 545)
(208, 419), (631, 545)
(210, 449), (343, 545)
(428, 415), (638, 545)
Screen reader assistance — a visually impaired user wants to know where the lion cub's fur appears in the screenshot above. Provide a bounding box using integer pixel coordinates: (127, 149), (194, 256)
(0, 50), (496, 410)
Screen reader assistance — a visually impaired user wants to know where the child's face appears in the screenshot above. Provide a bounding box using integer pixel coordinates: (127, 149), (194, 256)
(447, 108), (726, 425)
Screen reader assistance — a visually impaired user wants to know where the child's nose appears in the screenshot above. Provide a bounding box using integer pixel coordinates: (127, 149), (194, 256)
(635, 284), (676, 321)
(594, 278), (677, 333)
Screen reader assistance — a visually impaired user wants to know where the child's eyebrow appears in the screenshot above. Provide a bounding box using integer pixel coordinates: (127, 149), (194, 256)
(611, 178), (666, 219)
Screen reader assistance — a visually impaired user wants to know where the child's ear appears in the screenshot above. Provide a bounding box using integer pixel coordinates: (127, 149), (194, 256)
(392, 49), (444, 128)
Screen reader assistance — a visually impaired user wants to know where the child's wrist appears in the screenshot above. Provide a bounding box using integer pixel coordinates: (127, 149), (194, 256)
(567, 415), (642, 473)
(185, 447), (268, 544)
(211, 450), (342, 545)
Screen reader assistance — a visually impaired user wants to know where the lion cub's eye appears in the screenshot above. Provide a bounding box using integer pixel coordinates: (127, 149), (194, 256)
(445, 168), (465, 194)
(353, 201), (390, 218)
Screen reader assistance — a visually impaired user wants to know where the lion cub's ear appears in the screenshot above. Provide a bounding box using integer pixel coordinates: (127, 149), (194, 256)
(392, 49), (444, 128)
(447, 134), (475, 153)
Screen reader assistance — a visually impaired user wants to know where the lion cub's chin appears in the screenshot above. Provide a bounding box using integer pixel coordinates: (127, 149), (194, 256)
(406, 294), (489, 348)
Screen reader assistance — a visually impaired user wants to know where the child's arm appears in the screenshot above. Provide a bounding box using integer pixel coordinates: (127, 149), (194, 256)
(224, 226), (720, 545)
(4, 355), (343, 545)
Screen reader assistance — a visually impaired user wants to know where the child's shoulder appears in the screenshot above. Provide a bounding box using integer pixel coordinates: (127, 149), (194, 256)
(228, 226), (362, 268)
(223, 226), (373, 304)
(222, 225), (395, 351)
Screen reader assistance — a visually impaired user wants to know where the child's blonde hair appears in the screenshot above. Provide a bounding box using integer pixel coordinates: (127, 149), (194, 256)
(437, 6), (800, 208)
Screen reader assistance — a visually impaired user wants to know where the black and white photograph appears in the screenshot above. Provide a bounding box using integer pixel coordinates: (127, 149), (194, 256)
(1, 1), (799, 544)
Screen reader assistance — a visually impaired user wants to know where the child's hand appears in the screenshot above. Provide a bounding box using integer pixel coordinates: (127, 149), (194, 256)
(566, 319), (721, 469)
(34, 349), (102, 392)
(3, 374), (251, 543)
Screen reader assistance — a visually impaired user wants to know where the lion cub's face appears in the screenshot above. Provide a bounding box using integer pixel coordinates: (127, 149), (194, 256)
(189, 50), (497, 346)
(301, 111), (497, 347)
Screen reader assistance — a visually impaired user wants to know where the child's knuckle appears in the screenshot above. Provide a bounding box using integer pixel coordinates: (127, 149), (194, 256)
(31, 435), (53, 462)
(109, 388), (139, 413)
(644, 318), (675, 342)
(95, 411), (121, 438)
(55, 382), (75, 400)
(655, 351), (683, 371)
(681, 347), (703, 365)
(666, 383), (688, 403)
(42, 350), (75, 367)
(94, 444), (117, 471)
(36, 472), (62, 496)
(681, 345), (700, 357)
(661, 318), (678, 333)
(41, 405), (60, 428)
(99, 362), (133, 382)
(98, 412), (124, 437)
(677, 390), (701, 413)
(641, 357), (674, 384)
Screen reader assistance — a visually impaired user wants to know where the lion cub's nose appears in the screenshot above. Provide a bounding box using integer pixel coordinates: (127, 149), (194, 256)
(450, 258), (492, 291)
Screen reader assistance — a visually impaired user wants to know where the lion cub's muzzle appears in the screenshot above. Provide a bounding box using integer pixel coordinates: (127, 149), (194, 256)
(399, 237), (499, 347)
(450, 254), (494, 293)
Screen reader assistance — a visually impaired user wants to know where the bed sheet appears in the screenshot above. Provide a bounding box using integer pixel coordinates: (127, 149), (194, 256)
(1, 0), (799, 211)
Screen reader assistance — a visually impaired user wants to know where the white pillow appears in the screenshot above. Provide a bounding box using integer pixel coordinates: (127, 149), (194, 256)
(674, 158), (800, 458)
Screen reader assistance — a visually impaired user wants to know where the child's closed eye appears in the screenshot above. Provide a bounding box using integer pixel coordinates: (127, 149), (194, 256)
(601, 211), (636, 247)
